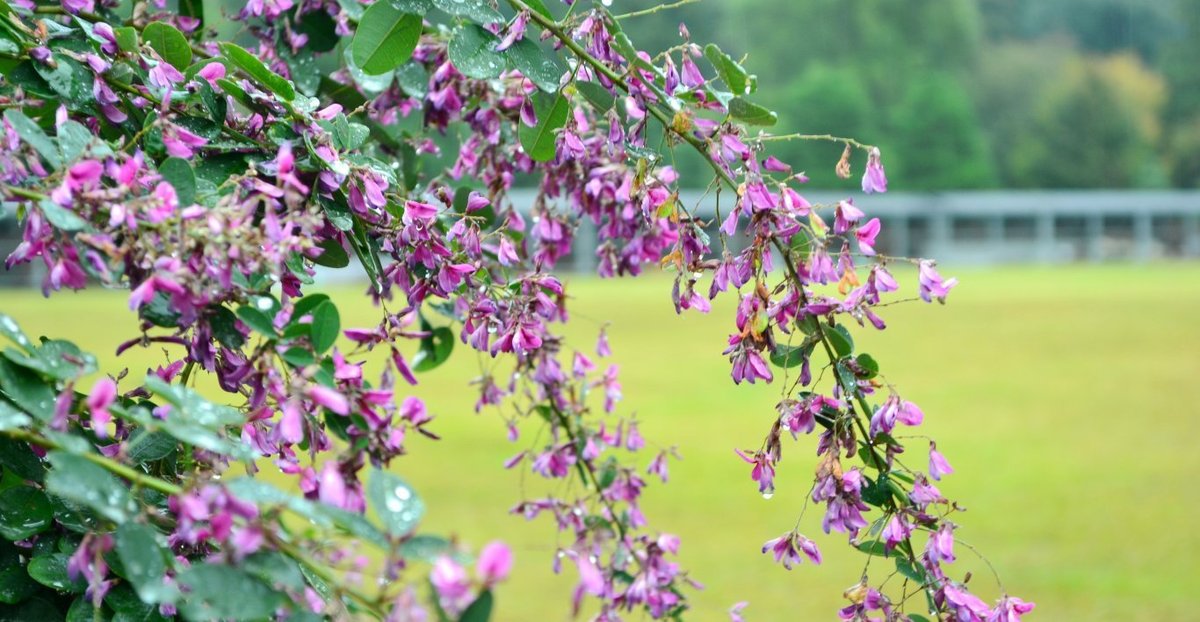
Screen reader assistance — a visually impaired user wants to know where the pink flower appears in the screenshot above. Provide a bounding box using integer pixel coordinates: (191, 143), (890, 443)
(929, 442), (954, 481)
(855, 218), (881, 255)
(86, 377), (117, 438)
(308, 385), (349, 415)
(990, 596), (1036, 622)
(918, 260), (958, 303)
(475, 541), (512, 585)
(861, 147), (888, 194)
(729, 601), (749, 622)
(431, 556), (471, 610)
(317, 461), (348, 508)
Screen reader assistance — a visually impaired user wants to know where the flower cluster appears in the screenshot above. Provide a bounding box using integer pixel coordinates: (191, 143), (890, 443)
(0, 0), (1029, 620)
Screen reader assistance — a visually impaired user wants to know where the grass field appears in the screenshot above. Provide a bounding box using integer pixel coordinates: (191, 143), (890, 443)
(3, 263), (1199, 621)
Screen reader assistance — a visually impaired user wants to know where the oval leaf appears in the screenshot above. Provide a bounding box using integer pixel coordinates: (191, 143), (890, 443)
(142, 22), (192, 71)
(449, 25), (506, 80)
(351, 3), (423, 76)
(518, 92), (568, 162)
(220, 42), (296, 101)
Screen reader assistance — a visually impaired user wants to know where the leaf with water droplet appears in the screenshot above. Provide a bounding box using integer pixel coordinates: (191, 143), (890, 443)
(0, 486), (52, 541)
(45, 451), (137, 524)
(0, 358), (55, 423)
(0, 314), (34, 354)
(449, 24), (506, 80)
(27, 553), (86, 593)
(368, 468), (424, 537)
(115, 521), (175, 605)
(176, 563), (286, 620)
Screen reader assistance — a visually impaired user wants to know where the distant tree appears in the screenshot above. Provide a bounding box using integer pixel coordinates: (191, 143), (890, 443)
(1009, 71), (1145, 187)
(885, 73), (996, 190)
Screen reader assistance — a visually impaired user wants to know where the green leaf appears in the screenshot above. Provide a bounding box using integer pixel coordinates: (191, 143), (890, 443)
(769, 341), (812, 369)
(895, 557), (927, 584)
(855, 353), (880, 378)
(522, 0), (554, 20)
(142, 22), (192, 71)
(459, 589), (494, 622)
(0, 557), (38, 604)
(241, 551), (305, 593)
(45, 452), (137, 524)
(321, 194), (353, 231)
(32, 54), (91, 108)
(0, 314), (34, 354)
(114, 27), (139, 54)
(158, 157), (196, 207)
(448, 25), (506, 80)
(518, 92), (568, 162)
(0, 486), (52, 540)
(0, 436), (45, 483)
(312, 237), (350, 268)
(505, 38), (562, 92)
(125, 428), (176, 464)
(826, 324), (854, 359)
(236, 305), (278, 338)
(309, 301), (341, 354)
(433, 0), (502, 24)
(115, 522), (174, 604)
(219, 42), (296, 101)
(4, 109), (61, 168)
(395, 61), (429, 98)
(37, 199), (90, 232)
(574, 81), (614, 113)
(27, 553), (86, 593)
(4, 339), (97, 382)
(209, 306), (245, 349)
(704, 43), (750, 95)
(140, 378), (250, 459)
(368, 469), (424, 538)
(225, 479), (389, 548)
(0, 358), (56, 422)
(0, 400), (32, 431)
(412, 326), (454, 372)
(350, 3), (423, 76)
(176, 564), (286, 621)
(728, 97), (777, 126)
(854, 539), (890, 557)
(65, 597), (108, 622)
(399, 534), (453, 562)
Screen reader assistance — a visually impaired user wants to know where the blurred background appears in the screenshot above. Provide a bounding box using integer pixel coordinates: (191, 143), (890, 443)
(4, 0), (1200, 620)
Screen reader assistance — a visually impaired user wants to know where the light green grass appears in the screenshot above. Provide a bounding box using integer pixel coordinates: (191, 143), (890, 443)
(4, 263), (1199, 620)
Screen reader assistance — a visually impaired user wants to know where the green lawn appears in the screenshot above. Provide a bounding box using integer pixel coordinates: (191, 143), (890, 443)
(4, 263), (1198, 621)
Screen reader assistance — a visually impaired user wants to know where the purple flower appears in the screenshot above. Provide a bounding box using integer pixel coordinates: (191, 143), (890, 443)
(881, 513), (912, 550)
(162, 124), (208, 159)
(308, 385), (349, 415)
(861, 147), (888, 194)
(927, 522), (956, 563)
(918, 260), (958, 303)
(761, 531), (821, 569)
(431, 555), (472, 612)
(989, 596), (1036, 622)
(86, 377), (117, 438)
(475, 541), (513, 585)
(855, 218), (881, 255)
(929, 442), (954, 481)
(834, 200), (864, 235)
(495, 10), (529, 52)
(728, 601), (749, 622)
(943, 584), (991, 622)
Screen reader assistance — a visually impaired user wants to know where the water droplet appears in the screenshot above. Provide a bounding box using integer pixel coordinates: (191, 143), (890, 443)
(762, 492), (774, 500)
(393, 485), (411, 501)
